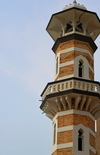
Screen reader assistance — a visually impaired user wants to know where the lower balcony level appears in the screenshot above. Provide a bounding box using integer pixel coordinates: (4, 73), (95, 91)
(40, 77), (100, 120)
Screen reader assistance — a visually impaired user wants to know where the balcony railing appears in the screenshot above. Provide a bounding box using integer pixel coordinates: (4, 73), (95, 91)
(41, 78), (100, 100)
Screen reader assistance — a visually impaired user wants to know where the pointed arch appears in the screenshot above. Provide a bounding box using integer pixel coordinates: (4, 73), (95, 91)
(78, 59), (84, 77)
(74, 55), (89, 79)
(78, 129), (84, 151)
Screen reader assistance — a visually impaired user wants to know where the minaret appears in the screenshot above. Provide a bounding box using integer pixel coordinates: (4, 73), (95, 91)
(40, 1), (100, 155)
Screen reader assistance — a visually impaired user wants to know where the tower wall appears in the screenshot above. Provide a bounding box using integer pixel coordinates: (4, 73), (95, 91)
(96, 118), (100, 155)
(53, 35), (96, 82)
(40, 2), (100, 155)
(52, 110), (96, 155)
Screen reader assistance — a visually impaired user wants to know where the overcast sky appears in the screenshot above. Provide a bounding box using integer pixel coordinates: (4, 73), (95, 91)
(0, 0), (100, 155)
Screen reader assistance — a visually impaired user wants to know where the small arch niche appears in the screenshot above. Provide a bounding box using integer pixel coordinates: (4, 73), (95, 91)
(78, 60), (84, 78)
(78, 129), (84, 151)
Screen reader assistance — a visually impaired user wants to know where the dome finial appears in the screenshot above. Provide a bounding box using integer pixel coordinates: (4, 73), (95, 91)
(63, 0), (87, 11)
(73, 0), (77, 4)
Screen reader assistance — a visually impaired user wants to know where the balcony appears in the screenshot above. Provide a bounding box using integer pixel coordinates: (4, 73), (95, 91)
(41, 77), (100, 100)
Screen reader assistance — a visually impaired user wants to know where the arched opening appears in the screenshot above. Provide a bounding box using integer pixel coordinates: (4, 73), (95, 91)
(64, 21), (84, 36)
(78, 129), (83, 151)
(65, 22), (73, 33)
(78, 60), (83, 77)
(53, 124), (56, 145)
(75, 22), (83, 33)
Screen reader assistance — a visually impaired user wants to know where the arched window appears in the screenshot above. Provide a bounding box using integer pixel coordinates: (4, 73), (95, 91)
(78, 129), (83, 151)
(53, 124), (56, 145)
(78, 60), (83, 77)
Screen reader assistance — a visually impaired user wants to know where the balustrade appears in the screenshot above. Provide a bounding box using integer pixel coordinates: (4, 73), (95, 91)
(41, 78), (100, 100)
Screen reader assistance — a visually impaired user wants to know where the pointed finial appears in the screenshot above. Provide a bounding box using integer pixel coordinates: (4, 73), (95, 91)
(73, 0), (77, 4)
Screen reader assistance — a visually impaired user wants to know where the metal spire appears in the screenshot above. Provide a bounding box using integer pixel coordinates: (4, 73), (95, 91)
(73, 0), (77, 4)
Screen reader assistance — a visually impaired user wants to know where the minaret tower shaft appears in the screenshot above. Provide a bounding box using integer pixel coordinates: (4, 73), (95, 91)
(40, 1), (100, 155)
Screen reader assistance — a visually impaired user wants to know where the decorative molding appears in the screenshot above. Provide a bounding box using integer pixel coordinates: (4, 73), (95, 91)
(56, 109), (95, 121)
(57, 125), (74, 132)
(89, 145), (96, 154)
(57, 142), (73, 149)
(52, 34), (97, 53)
(60, 47), (94, 60)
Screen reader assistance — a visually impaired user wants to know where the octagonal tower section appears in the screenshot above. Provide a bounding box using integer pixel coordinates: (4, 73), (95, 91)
(40, 1), (100, 155)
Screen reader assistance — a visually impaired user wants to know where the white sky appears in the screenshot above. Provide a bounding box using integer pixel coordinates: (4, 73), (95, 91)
(0, 0), (100, 155)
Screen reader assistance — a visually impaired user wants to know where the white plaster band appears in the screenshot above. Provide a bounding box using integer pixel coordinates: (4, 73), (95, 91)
(58, 125), (74, 132)
(55, 109), (95, 121)
(58, 74), (74, 80)
(57, 142), (73, 149)
(60, 47), (93, 60)
(60, 60), (74, 67)
(89, 145), (96, 154)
